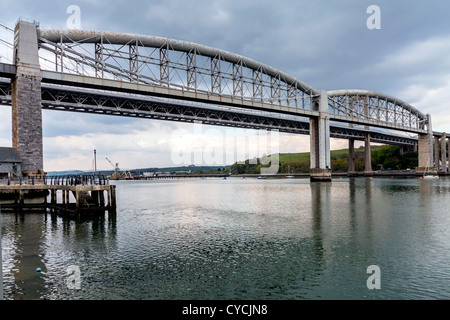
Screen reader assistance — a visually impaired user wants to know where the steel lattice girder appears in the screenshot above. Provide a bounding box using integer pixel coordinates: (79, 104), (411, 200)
(38, 29), (316, 111)
(327, 90), (428, 133)
(36, 30), (429, 134)
(0, 78), (418, 146)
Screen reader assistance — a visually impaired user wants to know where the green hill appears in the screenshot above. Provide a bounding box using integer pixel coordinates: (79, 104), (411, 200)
(230, 145), (418, 174)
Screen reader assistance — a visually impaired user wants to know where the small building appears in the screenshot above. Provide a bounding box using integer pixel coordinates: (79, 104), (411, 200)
(0, 147), (22, 178)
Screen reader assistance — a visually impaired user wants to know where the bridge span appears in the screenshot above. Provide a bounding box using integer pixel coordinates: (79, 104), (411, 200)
(1, 20), (448, 181)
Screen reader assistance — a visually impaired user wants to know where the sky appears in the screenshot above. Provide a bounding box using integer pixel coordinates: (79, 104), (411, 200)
(1, 0), (450, 172)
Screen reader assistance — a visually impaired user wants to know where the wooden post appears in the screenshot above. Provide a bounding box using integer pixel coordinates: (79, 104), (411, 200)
(75, 190), (80, 212)
(51, 189), (56, 206)
(111, 186), (116, 208)
(109, 185), (117, 215)
(14, 190), (18, 213)
(107, 189), (111, 208)
(92, 191), (100, 208)
(19, 191), (24, 210)
(65, 189), (70, 209)
(99, 190), (105, 208)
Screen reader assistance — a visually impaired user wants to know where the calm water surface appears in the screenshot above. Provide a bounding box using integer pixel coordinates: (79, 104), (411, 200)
(1, 177), (450, 300)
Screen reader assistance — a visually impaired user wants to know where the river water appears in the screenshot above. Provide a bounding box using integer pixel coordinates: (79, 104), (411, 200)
(1, 176), (450, 300)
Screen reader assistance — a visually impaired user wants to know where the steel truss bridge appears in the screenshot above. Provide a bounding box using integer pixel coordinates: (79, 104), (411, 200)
(0, 78), (418, 146)
(0, 20), (448, 180)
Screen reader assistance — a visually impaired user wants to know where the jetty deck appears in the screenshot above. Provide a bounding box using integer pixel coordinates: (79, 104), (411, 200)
(0, 175), (116, 216)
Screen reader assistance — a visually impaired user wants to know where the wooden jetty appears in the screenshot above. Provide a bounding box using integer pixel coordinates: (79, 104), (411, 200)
(0, 175), (116, 217)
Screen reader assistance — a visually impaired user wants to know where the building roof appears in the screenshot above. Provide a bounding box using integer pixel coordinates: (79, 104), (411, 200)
(0, 147), (22, 163)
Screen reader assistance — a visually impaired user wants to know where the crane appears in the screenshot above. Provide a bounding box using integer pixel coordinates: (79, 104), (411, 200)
(106, 157), (133, 180)
(106, 157), (120, 178)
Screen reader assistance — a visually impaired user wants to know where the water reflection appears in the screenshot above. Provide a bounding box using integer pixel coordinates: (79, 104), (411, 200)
(8, 214), (47, 299)
(1, 177), (450, 300)
(1, 212), (116, 300)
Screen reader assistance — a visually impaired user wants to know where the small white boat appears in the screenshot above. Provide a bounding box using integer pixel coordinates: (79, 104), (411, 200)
(257, 176), (266, 180)
(285, 175), (295, 179)
(423, 173), (439, 180)
(422, 166), (439, 180)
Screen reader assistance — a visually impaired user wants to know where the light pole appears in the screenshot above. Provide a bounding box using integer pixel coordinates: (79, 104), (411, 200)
(94, 149), (97, 176)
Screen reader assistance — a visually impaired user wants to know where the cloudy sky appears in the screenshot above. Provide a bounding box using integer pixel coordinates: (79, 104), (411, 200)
(1, 0), (450, 172)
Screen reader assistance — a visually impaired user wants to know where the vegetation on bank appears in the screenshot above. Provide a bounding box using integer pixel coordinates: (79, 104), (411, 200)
(230, 145), (419, 174)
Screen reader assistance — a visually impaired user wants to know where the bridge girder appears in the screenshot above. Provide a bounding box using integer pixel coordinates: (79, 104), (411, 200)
(0, 79), (417, 147)
(36, 29), (428, 134)
(38, 29), (317, 111)
(327, 90), (428, 134)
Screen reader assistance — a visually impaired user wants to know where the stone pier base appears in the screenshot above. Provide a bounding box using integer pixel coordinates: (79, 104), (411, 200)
(310, 169), (332, 182)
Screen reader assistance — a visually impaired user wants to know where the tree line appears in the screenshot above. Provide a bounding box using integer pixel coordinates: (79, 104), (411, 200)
(230, 145), (419, 174)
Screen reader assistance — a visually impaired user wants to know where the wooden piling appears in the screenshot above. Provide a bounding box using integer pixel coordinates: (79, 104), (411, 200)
(65, 189), (69, 209)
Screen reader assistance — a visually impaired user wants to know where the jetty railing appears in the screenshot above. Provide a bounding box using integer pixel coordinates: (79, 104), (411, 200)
(45, 175), (109, 186)
(0, 175), (109, 186)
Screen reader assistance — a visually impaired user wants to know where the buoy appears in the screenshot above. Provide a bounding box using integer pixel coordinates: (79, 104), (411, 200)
(36, 268), (42, 273)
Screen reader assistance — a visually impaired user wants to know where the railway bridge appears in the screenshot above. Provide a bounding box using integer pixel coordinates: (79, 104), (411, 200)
(0, 20), (448, 181)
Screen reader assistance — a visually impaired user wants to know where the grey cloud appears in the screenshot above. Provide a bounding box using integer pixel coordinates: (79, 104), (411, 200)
(2, 0), (450, 169)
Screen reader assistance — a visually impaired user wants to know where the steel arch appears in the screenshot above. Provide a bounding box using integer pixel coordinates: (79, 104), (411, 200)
(38, 29), (318, 109)
(327, 90), (428, 133)
(34, 29), (430, 134)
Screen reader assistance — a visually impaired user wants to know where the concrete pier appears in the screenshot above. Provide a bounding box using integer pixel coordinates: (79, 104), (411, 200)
(11, 20), (44, 177)
(364, 133), (373, 176)
(416, 114), (435, 175)
(440, 133), (447, 173)
(310, 90), (331, 182)
(348, 139), (356, 175)
(347, 137), (373, 176)
(434, 136), (440, 171)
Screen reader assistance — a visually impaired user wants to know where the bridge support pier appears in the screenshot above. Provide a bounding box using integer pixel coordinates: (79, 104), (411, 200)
(310, 90), (331, 182)
(434, 136), (440, 171)
(364, 133), (373, 176)
(448, 136), (450, 173)
(440, 133), (447, 174)
(11, 20), (44, 178)
(348, 139), (356, 176)
(416, 114), (434, 175)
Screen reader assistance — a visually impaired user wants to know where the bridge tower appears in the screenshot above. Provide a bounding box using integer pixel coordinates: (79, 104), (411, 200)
(433, 132), (448, 173)
(11, 20), (44, 177)
(416, 114), (434, 175)
(309, 90), (331, 181)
